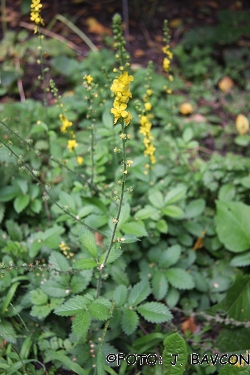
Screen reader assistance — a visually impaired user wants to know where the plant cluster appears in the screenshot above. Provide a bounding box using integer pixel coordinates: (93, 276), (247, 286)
(0, 3), (250, 375)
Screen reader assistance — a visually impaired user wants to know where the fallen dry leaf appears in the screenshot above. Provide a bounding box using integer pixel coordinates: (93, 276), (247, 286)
(133, 49), (145, 58)
(236, 114), (249, 135)
(181, 316), (197, 334)
(193, 237), (204, 250)
(179, 103), (193, 115)
(85, 17), (111, 35)
(218, 76), (234, 92)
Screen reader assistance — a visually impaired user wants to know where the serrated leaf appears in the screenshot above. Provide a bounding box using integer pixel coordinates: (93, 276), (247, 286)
(122, 220), (148, 237)
(41, 280), (71, 298)
(128, 280), (151, 307)
(30, 305), (51, 320)
(79, 227), (98, 257)
(49, 251), (70, 272)
(162, 205), (184, 218)
(215, 201), (250, 252)
(163, 333), (187, 375)
(72, 310), (91, 339)
(121, 234), (140, 243)
(152, 272), (168, 300)
(216, 327), (250, 352)
(54, 295), (87, 316)
(30, 288), (48, 305)
(70, 273), (93, 293)
(121, 308), (139, 335)
(164, 185), (187, 205)
(137, 302), (172, 323)
(166, 268), (195, 290)
(161, 245), (181, 268)
(14, 194), (30, 213)
(113, 285), (128, 307)
(89, 302), (110, 320)
(30, 199), (42, 213)
(230, 252), (250, 267)
(99, 246), (122, 265)
(0, 320), (16, 343)
(5, 219), (23, 241)
(74, 258), (97, 270)
(117, 203), (130, 229)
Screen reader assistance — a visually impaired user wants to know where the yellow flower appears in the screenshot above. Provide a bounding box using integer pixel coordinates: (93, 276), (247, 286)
(59, 114), (72, 133)
(111, 101), (128, 124)
(146, 89), (153, 96)
(77, 156), (84, 165)
(144, 102), (152, 111)
(84, 75), (93, 85)
(67, 139), (78, 152)
(179, 103), (193, 115)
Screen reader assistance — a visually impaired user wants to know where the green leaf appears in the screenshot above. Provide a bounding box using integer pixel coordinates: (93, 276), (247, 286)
(135, 205), (160, 220)
(99, 246), (122, 265)
(218, 366), (250, 375)
(218, 184), (236, 201)
(13, 194), (30, 213)
(0, 320), (16, 343)
(30, 199), (42, 213)
(45, 350), (87, 375)
(89, 302), (110, 321)
(113, 285), (128, 307)
(128, 280), (151, 307)
(215, 201), (250, 252)
(121, 234), (140, 243)
(137, 302), (173, 323)
(0, 186), (19, 202)
(152, 272), (168, 300)
(148, 191), (164, 209)
(121, 308), (139, 335)
(216, 327), (250, 352)
(117, 203), (130, 229)
(14, 178), (28, 194)
(161, 245), (181, 268)
(72, 310), (91, 339)
(166, 268), (195, 290)
(165, 287), (180, 308)
(162, 205), (184, 218)
(97, 352), (105, 375)
(41, 280), (70, 298)
(164, 185), (187, 205)
(212, 275), (250, 322)
(185, 199), (205, 218)
(230, 252), (250, 267)
(163, 333), (187, 375)
(30, 288), (48, 305)
(49, 251), (70, 272)
(54, 295), (87, 316)
(79, 227), (98, 257)
(74, 258), (97, 270)
(5, 219), (23, 241)
(182, 127), (193, 143)
(30, 121), (48, 134)
(122, 220), (148, 237)
(30, 305), (51, 319)
(156, 219), (168, 233)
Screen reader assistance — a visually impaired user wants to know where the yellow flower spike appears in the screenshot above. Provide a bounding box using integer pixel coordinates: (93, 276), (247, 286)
(67, 139), (78, 152)
(30, 0), (44, 32)
(236, 114), (249, 135)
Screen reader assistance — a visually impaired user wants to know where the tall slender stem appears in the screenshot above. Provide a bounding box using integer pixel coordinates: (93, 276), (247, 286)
(96, 122), (127, 297)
